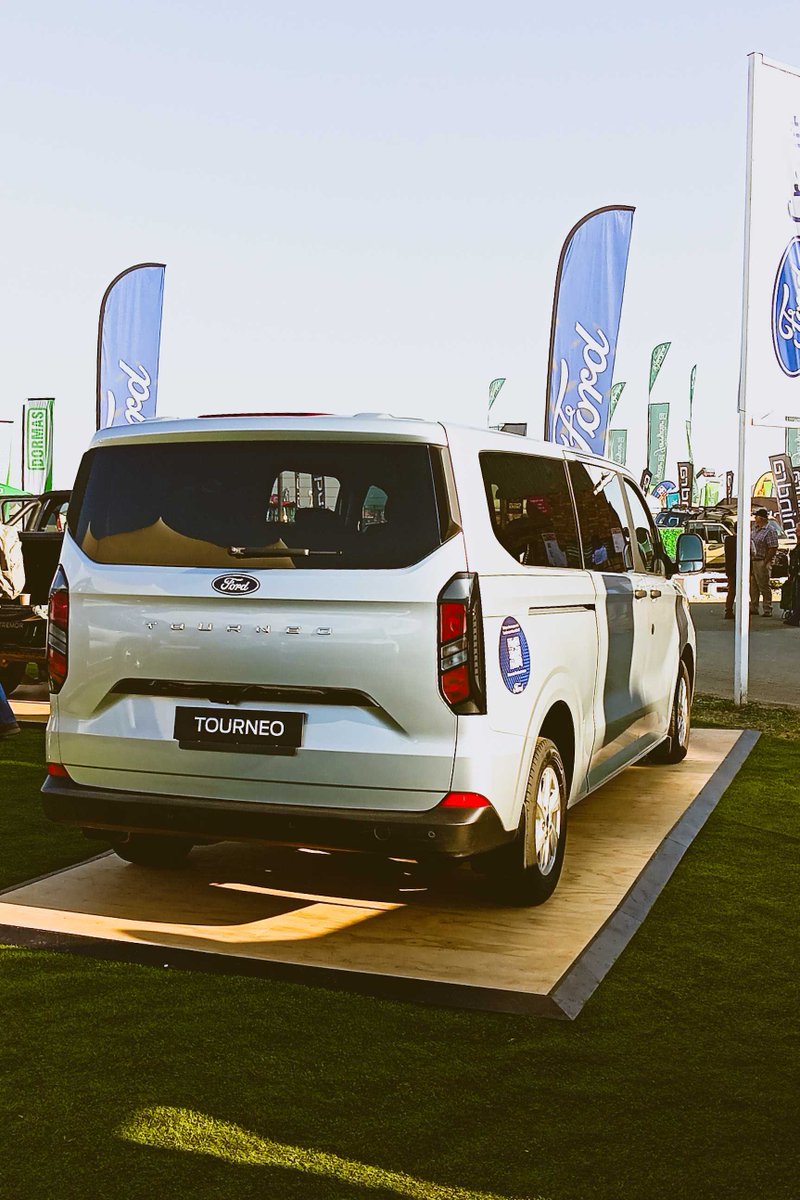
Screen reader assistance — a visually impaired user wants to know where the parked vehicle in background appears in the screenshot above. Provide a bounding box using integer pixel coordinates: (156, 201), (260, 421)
(0, 490), (70, 694)
(43, 417), (703, 905)
(0, 492), (32, 525)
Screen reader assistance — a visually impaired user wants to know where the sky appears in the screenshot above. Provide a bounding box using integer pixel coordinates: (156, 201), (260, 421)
(1, 0), (799, 489)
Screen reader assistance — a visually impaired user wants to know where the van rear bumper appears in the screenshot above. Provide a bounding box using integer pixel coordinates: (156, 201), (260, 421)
(41, 777), (513, 860)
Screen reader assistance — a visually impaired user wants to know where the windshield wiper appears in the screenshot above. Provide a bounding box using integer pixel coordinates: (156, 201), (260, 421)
(228, 546), (343, 558)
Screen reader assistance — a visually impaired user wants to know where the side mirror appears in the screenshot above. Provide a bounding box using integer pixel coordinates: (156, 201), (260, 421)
(675, 531), (704, 574)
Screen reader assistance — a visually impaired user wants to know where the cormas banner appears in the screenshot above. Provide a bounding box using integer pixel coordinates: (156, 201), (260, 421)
(769, 452), (800, 539)
(647, 402), (670, 487)
(545, 206), (634, 454)
(22, 398), (54, 492)
(678, 461), (694, 508)
(97, 263), (166, 430)
(608, 429), (627, 465)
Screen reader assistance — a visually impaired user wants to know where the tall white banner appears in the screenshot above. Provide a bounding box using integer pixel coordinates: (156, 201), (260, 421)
(743, 55), (800, 418)
(736, 53), (800, 703)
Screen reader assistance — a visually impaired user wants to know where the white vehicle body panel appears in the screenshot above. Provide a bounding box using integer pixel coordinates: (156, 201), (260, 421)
(47, 415), (696, 853)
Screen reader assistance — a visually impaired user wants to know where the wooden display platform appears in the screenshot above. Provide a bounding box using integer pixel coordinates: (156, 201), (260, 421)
(10, 699), (49, 725)
(0, 728), (756, 1018)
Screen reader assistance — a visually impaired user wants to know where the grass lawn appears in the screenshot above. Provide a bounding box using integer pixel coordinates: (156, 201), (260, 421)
(0, 705), (798, 1200)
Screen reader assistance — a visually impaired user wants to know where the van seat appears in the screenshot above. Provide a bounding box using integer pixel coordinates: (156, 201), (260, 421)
(293, 508), (345, 551)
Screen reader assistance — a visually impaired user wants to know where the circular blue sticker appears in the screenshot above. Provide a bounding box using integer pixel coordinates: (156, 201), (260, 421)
(499, 616), (530, 694)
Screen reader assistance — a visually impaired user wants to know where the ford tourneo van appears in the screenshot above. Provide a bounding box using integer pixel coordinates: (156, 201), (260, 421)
(43, 416), (702, 904)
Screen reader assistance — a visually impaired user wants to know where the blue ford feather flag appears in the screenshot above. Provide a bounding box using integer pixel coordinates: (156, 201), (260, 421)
(97, 263), (166, 430)
(545, 207), (634, 454)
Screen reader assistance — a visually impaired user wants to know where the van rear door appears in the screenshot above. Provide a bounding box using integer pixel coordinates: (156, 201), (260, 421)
(55, 426), (465, 812)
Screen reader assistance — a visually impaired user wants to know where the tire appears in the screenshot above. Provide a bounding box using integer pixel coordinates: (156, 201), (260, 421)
(111, 834), (194, 868)
(0, 662), (26, 696)
(649, 660), (692, 764)
(480, 737), (568, 906)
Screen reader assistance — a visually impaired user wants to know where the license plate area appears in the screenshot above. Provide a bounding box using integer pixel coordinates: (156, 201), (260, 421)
(174, 707), (305, 755)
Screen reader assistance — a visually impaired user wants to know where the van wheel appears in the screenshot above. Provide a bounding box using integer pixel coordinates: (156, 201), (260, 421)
(481, 737), (568, 906)
(648, 661), (691, 765)
(111, 834), (194, 868)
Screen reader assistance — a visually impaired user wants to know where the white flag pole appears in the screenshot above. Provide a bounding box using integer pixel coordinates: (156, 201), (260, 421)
(734, 52), (758, 707)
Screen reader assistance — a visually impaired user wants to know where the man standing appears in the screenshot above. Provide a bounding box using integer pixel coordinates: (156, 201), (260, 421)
(723, 527), (737, 619)
(750, 508), (778, 617)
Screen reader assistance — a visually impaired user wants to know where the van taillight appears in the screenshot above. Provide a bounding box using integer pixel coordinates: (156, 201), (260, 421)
(437, 573), (486, 714)
(47, 566), (69, 694)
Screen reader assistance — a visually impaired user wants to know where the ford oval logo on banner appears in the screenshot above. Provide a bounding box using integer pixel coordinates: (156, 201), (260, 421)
(772, 237), (800, 377)
(211, 574), (260, 595)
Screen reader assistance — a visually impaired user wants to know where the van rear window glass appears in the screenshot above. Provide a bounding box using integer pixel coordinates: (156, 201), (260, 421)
(480, 452), (580, 568)
(68, 440), (447, 569)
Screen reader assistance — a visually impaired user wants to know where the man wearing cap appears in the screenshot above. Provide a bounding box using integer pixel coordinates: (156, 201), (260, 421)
(750, 508), (778, 617)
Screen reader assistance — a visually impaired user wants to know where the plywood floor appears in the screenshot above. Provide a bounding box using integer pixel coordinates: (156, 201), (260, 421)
(0, 728), (750, 1016)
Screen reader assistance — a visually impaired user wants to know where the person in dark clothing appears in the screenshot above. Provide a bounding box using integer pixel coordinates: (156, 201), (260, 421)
(0, 680), (20, 737)
(783, 543), (800, 626)
(723, 529), (737, 619)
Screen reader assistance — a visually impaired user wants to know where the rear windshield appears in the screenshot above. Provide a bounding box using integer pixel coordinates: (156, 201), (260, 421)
(68, 439), (449, 569)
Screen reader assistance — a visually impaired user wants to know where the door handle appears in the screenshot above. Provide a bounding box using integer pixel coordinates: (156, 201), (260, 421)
(650, 588), (662, 599)
(634, 588), (648, 599)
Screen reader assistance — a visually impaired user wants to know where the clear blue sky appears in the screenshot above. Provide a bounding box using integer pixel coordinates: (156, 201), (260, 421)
(1, 0), (798, 487)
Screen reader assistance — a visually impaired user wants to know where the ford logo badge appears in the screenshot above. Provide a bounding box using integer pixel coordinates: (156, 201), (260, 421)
(772, 237), (800, 377)
(211, 574), (261, 595)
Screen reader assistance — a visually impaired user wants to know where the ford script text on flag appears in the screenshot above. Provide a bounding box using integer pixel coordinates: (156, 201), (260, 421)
(97, 263), (166, 430)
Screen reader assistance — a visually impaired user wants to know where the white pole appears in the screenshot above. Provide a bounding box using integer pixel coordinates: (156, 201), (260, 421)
(734, 53), (758, 707)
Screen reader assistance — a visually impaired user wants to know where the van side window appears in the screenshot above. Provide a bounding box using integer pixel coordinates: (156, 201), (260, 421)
(623, 480), (663, 574)
(568, 462), (635, 573)
(480, 453), (580, 568)
(361, 486), (388, 528)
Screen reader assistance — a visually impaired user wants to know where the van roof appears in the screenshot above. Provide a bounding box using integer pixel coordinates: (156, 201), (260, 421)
(87, 412), (621, 470)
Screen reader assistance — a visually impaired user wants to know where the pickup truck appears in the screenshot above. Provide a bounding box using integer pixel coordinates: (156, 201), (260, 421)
(0, 490), (70, 694)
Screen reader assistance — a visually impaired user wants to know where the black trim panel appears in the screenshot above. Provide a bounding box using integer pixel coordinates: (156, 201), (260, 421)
(111, 680), (377, 707)
(41, 778), (513, 860)
(527, 604), (595, 615)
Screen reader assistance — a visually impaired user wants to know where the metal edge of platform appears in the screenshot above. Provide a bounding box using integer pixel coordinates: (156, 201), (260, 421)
(0, 920), (568, 1018)
(0, 730), (759, 1021)
(548, 728), (761, 1020)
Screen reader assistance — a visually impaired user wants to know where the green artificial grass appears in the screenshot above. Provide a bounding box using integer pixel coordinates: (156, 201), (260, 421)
(0, 712), (798, 1199)
(0, 727), (109, 890)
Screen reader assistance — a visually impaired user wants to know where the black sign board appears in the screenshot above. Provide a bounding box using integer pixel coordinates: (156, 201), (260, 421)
(768, 453), (799, 541)
(677, 461), (694, 508)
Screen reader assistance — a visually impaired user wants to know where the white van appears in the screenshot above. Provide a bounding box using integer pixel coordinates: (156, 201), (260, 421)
(43, 416), (702, 904)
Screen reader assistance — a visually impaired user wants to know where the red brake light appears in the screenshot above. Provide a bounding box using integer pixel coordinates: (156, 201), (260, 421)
(439, 602), (466, 643)
(47, 762), (71, 779)
(437, 574), (486, 715)
(47, 567), (69, 694)
(49, 589), (68, 627)
(439, 791), (490, 808)
(440, 664), (471, 705)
